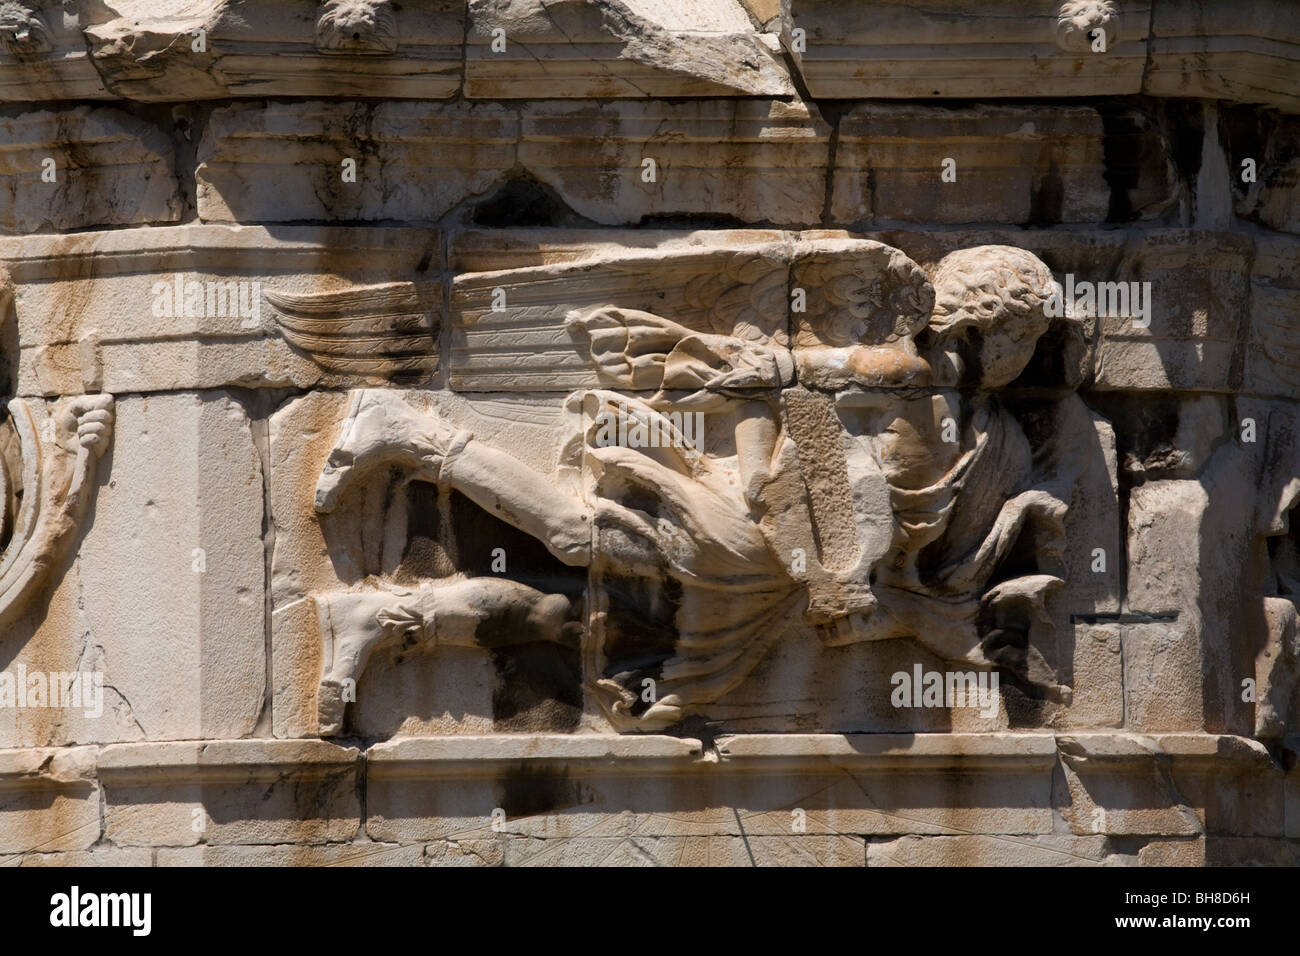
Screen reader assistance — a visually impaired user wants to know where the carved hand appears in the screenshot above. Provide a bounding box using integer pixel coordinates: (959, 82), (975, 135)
(59, 394), (115, 456)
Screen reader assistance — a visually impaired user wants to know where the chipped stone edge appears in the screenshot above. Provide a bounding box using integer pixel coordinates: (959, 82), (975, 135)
(0, 733), (1284, 790)
(94, 739), (361, 785)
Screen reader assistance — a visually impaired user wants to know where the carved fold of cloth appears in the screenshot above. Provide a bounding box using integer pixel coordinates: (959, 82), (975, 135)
(563, 388), (804, 730)
(565, 308), (1077, 726)
(862, 394), (1072, 666)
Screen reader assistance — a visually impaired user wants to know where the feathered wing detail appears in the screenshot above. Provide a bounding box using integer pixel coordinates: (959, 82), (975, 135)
(678, 250), (790, 346)
(790, 240), (935, 348)
(265, 282), (439, 379)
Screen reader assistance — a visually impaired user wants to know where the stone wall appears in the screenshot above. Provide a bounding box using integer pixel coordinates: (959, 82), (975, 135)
(0, 0), (1298, 867)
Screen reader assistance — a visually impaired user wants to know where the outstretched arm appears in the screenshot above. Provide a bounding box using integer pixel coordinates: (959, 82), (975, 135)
(567, 306), (793, 407)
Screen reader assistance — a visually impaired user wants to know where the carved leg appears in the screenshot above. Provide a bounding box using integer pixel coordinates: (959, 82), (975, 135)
(315, 389), (592, 567)
(427, 578), (582, 650)
(314, 580), (581, 735)
(315, 589), (424, 735)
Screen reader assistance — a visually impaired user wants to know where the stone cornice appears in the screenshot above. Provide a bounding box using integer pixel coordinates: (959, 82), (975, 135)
(0, 732), (1279, 788)
(0, 1), (1295, 113)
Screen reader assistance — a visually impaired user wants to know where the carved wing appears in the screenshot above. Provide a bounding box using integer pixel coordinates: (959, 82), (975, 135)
(265, 282), (439, 379)
(449, 243), (789, 390)
(790, 239), (934, 349)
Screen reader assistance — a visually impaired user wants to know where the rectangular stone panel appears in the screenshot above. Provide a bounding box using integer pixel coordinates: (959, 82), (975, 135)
(0, 393), (266, 746)
(790, 0), (1150, 99)
(1245, 235), (1300, 397)
(518, 100), (829, 227)
(1069, 232), (1254, 393)
(1058, 733), (1283, 837)
(0, 107), (181, 234)
(5, 225), (441, 395)
(1145, 0), (1300, 113)
(0, 748), (99, 854)
(466, 0), (794, 98)
(197, 102), (518, 224)
(98, 740), (360, 847)
(365, 734), (1058, 843)
(831, 105), (1176, 226)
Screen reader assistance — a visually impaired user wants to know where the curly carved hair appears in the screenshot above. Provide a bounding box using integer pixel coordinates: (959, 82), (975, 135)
(928, 246), (1059, 387)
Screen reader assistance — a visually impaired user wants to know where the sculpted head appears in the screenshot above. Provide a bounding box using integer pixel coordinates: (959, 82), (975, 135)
(1056, 0), (1118, 52)
(315, 0), (397, 54)
(0, 1), (49, 55)
(927, 246), (1057, 388)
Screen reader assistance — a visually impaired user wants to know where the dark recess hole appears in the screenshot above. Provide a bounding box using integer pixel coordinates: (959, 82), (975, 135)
(470, 172), (591, 228)
(1027, 159), (1064, 226)
(1097, 105), (1172, 222)
(638, 212), (750, 229)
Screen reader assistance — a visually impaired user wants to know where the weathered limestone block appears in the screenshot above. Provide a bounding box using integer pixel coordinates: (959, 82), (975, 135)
(518, 101), (829, 227)
(197, 102), (518, 224)
(466, 0), (794, 98)
(0, 747), (98, 854)
(0, 106), (181, 234)
(156, 842), (426, 866)
(1121, 621), (1204, 732)
(1203, 838), (1300, 865)
(1057, 733), (1282, 837)
(867, 834), (1117, 867)
(1063, 624), (1124, 729)
(1245, 236), (1300, 398)
(0, 1), (110, 101)
(0, 847), (154, 866)
(789, 0), (1151, 99)
(7, 392), (266, 743)
(497, 834), (865, 866)
(84, 0), (464, 100)
(98, 740), (360, 847)
(831, 105), (1177, 225)
(1135, 838), (1205, 865)
(1145, 0), (1300, 113)
(1124, 422), (1269, 734)
(365, 735), (1058, 843)
(1091, 232), (1253, 393)
(6, 226), (440, 395)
